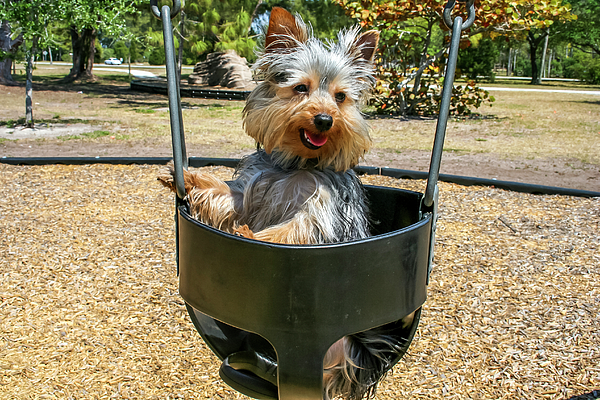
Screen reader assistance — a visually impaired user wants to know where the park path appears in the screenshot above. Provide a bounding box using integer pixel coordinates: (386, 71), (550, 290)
(480, 86), (600, 96)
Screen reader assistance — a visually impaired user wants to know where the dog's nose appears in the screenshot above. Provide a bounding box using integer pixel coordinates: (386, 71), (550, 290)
(314, 114), (333, 132)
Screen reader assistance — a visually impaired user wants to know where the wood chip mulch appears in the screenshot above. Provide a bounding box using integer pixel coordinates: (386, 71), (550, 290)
(1, 164), (598, 400)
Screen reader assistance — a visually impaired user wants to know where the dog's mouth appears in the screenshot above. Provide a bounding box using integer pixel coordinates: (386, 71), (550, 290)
(300, 128), (328, 150)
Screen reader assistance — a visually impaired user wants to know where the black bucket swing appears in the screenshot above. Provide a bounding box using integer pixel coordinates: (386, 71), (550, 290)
(151, 0), (475, 399)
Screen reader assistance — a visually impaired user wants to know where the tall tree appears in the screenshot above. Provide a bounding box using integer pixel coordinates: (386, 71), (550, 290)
(526, 28), (549, 84)
(0, 0), (59, 126)
(63, 0), (142, 81)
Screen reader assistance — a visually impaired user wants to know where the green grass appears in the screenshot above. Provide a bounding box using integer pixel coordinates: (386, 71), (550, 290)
(0, 119), (24, 128)
(59, 130), (117, 141)
(82, 130), (112, 139)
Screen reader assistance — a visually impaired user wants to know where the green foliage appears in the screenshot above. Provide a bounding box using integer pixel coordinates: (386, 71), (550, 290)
(129, 40), (141, 62)
(180, 0), (352, 64)
(102, 47), (115, 60)
(262, 0), (353, 40)
(560, 0), (600, 56)
(563, 51), (600, 84)
(183, 0), (257, 62)
(457, 37), (499, 82)
(514, 56), (531, 77)
(113, 41), (128, 60)
(148, 47), (165, 65)
(336, 0), (574, 115)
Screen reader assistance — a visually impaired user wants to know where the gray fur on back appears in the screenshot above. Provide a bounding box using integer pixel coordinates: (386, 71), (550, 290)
(228, 151), (370, 244)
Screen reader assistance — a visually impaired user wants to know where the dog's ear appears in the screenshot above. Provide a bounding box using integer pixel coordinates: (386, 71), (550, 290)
(265, 7), (308, 52)
(354, 30), (380, 62)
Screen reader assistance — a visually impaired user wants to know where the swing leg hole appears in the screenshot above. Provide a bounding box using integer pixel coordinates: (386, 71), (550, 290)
(220, 351), (279, 400)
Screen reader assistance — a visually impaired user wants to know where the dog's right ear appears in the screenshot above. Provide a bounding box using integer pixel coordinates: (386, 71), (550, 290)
(265, 7), (308, 52)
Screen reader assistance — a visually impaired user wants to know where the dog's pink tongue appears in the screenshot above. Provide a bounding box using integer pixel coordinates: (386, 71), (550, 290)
(306, 131), (328, 147)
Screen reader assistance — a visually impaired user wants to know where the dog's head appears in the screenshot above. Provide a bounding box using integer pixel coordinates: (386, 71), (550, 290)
(243, 7), (379, 171)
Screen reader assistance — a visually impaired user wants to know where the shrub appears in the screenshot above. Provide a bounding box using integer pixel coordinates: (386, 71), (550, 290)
(457, 37), (499, 82)
(373, 59), (494, 117)
(102, 48), (116, 61)
(148, 48), (165, 65)
(564, 52), (600, 84)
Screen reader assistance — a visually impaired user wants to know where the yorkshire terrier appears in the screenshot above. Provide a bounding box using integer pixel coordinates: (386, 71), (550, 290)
(159, 7), (415, 400)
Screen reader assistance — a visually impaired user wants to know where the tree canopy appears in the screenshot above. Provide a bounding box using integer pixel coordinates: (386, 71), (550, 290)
(561, 0), (600, 56)
(332, 0), (575, 114)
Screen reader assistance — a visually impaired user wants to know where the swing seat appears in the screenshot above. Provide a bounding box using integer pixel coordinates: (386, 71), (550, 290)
(177, 184), (432, 400)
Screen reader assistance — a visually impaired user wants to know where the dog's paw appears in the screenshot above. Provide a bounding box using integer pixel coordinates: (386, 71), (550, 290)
(157, 161), (176, 191)
(233, 224), (255, 239)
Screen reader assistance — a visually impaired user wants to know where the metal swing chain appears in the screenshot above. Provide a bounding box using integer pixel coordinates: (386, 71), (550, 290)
(151, 0), (187, 200)
(423, 0), (475, 209)
(423, 0), (475, 282)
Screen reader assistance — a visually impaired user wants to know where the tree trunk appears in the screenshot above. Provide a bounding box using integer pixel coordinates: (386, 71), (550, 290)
(66, 26), (97, 81)
(26, 36), (39, 128)
(540, 29), (549, 79)
(527, 30), (547, 85)
(67, 25), (83, 79)
(0, 20), (24, 84)
(178, 10), (185, 80)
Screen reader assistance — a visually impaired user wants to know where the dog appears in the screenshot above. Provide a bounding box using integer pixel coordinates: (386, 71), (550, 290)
(159, 7), (415, 399)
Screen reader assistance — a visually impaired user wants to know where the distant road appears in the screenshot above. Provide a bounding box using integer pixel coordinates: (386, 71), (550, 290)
(480, 86), (600, 96)
(93, 67), (158, 79)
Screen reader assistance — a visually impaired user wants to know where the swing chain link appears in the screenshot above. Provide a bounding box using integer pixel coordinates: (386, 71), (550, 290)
(443, 0), (476, 30)
(150, 0), (182, 20)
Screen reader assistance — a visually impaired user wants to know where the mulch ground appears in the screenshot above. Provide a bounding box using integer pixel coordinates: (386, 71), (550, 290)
(1, 163), (598, 400)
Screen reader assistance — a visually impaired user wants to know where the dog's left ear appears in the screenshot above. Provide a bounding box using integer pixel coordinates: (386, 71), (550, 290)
(354, 30), (380, 62)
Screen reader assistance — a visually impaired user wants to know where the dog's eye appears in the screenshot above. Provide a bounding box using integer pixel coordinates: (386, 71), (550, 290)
(294, 84), (309, 93)
(335, 92), (346, 103)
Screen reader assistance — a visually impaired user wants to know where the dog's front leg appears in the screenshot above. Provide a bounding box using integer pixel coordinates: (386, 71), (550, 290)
(251, 188), (334, 244)
(158, 163), (239, 233)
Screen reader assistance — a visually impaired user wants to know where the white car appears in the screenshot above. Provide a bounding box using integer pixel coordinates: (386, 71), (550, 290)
(104, 58), (122, 65)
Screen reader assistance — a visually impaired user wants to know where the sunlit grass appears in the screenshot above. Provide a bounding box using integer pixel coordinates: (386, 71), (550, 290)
(370, 90), (600, 164)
